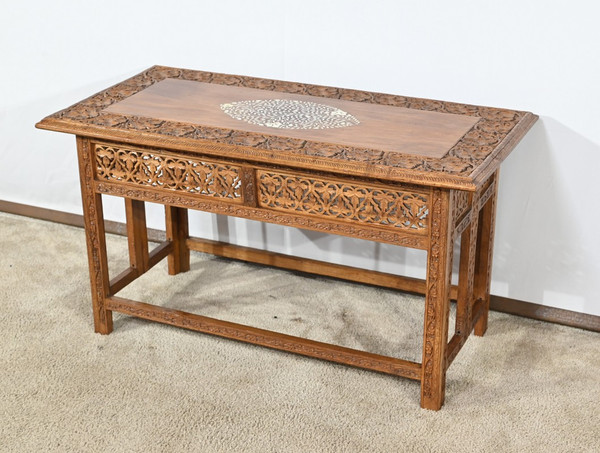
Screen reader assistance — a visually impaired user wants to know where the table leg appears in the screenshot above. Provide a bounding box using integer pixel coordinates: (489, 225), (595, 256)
(474, 172), (499, 336)
(421, 188), (454, 410)
(455, 193), (479, 337)
(125, 199), (149, 274)
(76, 137), (113, 334)
(165, 206), (190, 275)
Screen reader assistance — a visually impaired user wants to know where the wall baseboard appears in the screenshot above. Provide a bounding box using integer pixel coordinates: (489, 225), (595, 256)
(489, 296), (598, 332)
(1, 199), (598, 333)
(0, 199), (166, 242)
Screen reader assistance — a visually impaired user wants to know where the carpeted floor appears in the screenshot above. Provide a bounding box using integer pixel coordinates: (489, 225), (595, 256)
(1, 212), (598, 452)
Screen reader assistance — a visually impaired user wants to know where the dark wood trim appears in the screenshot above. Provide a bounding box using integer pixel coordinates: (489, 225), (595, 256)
(2, 199), (598, 333)
(0, 199), (165, 243)
(0, 199), (85, 228)
(489, 295), (599, 333)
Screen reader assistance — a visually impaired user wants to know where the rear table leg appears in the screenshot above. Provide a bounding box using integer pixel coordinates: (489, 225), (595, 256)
(474, 172), (499, 336)
(125, 198), (149, 275)
(165, 206), (190, 275)
(455, 193), (479, 338)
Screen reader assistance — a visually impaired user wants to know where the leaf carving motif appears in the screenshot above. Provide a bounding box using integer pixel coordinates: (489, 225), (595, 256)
(258, 171), (429, 231)
(48, 66), (529, 184)
(94, 145), (242, 200)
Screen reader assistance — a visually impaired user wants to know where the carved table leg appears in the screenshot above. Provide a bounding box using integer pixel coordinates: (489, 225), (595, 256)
(421, 188), (454, 410)
(165, 206), (190, 275)
(76, 137), (113, 334)
(474, 171), (499, 336)
(455, 193), (479, 337)
(125, 199), (149, 274)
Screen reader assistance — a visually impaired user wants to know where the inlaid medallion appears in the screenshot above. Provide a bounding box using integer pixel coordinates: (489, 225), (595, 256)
(220, 99), (360, 130)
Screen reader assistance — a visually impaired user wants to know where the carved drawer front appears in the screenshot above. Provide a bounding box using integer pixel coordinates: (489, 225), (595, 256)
(94, 144), (243, 202)
(257, 170), (430, 232)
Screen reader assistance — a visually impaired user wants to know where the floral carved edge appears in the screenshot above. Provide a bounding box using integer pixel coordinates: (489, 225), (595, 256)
(45, 65), (531, 184)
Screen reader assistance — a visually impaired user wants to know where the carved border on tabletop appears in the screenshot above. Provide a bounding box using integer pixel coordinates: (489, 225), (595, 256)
(422, 189), (454, 399)
(107, 299), (421, 380)
(49, 66), (527, 180)
(94, 144), (242, 200)
(95, 182), (428, 249)
(257, 171), (429, 232)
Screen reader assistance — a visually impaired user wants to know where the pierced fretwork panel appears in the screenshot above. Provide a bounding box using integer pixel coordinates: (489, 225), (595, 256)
(257, 171), (429, 231)
(94, 145), (242, 200)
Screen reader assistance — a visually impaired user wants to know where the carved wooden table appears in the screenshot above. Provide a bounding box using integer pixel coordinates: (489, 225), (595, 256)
(36, 66), (537, 410)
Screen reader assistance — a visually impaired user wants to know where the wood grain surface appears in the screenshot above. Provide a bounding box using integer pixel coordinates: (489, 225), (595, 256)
(105, 79), (479, 158)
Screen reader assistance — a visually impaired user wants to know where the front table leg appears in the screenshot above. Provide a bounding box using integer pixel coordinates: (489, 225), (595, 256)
(76, 137), (113, 334)
(421, 188), (454, 410)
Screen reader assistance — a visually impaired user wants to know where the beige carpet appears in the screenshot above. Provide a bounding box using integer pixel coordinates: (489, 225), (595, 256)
(1, 212), (598, 452)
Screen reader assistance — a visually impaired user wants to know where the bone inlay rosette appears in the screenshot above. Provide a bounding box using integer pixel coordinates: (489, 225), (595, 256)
(220, 99), (360, 130)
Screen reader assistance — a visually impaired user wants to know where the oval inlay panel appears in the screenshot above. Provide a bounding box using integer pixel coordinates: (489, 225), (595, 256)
(220, 99), (360, 130)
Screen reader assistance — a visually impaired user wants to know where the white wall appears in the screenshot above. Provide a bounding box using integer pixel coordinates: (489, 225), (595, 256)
(1, 1), (599, 316)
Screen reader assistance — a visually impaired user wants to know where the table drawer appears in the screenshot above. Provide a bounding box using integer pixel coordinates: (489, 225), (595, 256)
(91, 142), (431, 243)
(257, 170), (430, 233)
(93, 143), (243, 203)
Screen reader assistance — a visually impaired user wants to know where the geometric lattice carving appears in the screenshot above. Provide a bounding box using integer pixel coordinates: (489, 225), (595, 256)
(220, 99), (360, 130)
(95, 145), (242, 200)
(258, 171), (429, 231)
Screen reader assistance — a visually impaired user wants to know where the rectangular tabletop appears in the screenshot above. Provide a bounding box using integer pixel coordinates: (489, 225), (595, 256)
(37, 66), (537, 191)
(104, 78), (479, 158)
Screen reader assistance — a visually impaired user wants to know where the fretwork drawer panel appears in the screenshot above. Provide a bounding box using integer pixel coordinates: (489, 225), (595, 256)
(93, 143), (243, 203)
(256, 170), (430, 233)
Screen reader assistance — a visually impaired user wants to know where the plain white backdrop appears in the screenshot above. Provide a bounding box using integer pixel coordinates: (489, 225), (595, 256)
(1, 1), (599, 315)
